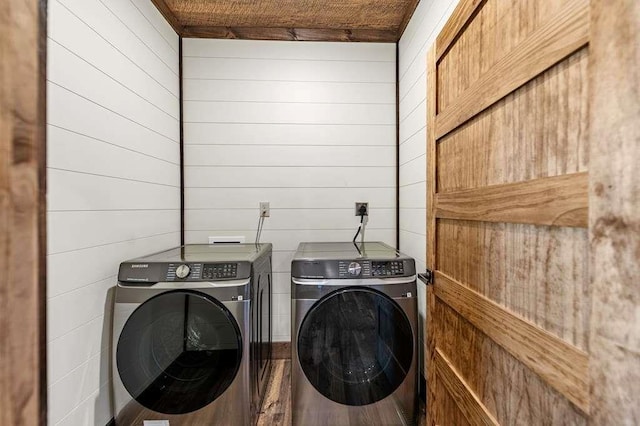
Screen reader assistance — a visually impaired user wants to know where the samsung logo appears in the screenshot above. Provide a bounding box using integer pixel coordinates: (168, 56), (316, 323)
(131, 264), (149, 268)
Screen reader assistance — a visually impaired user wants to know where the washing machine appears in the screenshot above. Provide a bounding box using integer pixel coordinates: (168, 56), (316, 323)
(291, 242), (418, 426)
(112, 244), (272, 425)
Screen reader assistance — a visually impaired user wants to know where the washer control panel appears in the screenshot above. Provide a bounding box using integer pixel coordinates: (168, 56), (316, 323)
(203, 263), (238, 279)
(119, 261), (250, 284)
(372, 260), (405, 276)
(166, 263), (239, 280)
(291, 257), (416, 280)
(333, 260), (408, 278)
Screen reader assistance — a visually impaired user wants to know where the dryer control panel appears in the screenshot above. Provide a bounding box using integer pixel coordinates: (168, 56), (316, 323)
(293, 259), (415, 279)
(337, 260), (405, 278)
(118, 261), (250, 284)
(202, 263), (238, 279)
(371, 260), (405, 276)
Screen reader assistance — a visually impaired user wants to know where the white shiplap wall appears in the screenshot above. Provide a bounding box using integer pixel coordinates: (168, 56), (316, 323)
(47, 0), (180, 424)
(183, 39), (397, 342)
(398, 0), (459, 375)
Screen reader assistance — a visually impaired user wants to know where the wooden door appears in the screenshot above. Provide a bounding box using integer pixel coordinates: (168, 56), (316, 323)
(426, 0), (592, 424)
(0, 0), (47, 424)
(588, 0), (640, 423)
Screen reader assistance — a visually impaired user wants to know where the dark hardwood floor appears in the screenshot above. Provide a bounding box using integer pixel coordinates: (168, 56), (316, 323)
(257, 360), (426, 426)
(257, 360), (292, 425)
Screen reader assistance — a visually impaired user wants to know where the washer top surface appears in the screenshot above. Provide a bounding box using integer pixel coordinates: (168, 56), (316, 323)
(292, 242), (415, 279)
(129, 243), (271, 263)
(294, 241), (408, 261)
(118, 243), (271, 284)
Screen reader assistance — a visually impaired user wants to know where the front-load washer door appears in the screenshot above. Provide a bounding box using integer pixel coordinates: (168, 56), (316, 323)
(297, 286), (413, 406)
(116, 290), (242, 415)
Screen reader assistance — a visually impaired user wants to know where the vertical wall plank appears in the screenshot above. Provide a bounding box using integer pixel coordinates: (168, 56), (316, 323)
(589, 0), (640, 423)
(0, 0), (46, 424)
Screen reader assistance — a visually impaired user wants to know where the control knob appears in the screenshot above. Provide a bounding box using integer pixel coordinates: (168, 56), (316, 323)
(347, 262), (362, 276)
(176, 264), (191, 279)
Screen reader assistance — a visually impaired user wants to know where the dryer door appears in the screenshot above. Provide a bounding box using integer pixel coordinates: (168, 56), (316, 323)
(297, 286), (413, 406)
(116, 290), (242, 414)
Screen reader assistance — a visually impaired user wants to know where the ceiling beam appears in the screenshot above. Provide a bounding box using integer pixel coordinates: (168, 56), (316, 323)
(181, 26), (399, 42)
(150, 0), (183, 34)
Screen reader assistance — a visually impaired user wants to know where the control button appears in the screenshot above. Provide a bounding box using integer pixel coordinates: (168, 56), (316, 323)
(348, 262), (362, 276)
(176, 264), (190, 279)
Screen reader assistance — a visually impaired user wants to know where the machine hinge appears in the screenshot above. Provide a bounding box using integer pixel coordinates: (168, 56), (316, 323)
(418, 269), (434, 285)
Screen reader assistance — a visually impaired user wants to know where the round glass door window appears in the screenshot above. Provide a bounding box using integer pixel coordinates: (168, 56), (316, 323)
(117, 290), (242, 414)
(297, 287), (413, 406)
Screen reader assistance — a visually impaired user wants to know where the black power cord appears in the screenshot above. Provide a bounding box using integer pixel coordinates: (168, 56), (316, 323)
(352, 204), (367, 243)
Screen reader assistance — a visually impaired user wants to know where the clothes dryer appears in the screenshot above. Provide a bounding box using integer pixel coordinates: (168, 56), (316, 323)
(291, 242), (418, 426)
(112, 244), (272, 425)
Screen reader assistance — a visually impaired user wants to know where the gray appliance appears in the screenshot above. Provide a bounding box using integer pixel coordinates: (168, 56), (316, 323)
(291, 242), (418, 426)
(112, 244), (272, 425)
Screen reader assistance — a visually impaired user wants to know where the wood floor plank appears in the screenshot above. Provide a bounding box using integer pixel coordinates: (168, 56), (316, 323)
(258, 358), (425, 425)
(272, 341), (292, 359)
(257, 359), (292, 426)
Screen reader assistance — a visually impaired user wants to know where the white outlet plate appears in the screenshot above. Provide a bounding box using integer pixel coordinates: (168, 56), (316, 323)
(208, 236), (245, 244)
(260, 201), (270, 217)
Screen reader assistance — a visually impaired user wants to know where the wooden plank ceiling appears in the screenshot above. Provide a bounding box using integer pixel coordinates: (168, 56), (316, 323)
(152, 0), (419, 42)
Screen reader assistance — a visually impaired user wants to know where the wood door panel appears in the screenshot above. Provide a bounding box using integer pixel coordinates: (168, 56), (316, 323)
(436, 0), (589, 138)
(435, 300), (588, 425)
(437, 0), (582, 112)
(434, 349), (498, 426)
(433, 373), (473, 426)
(427, 0), (594, 423)
(435, 272), (590, 411)
(436, 219), (589, 350)
(435, 173), (589, 228)
(436, 47), (589, 193)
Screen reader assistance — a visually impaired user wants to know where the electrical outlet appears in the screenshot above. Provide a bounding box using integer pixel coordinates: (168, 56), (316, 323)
(260, 201), (270, 217)
(355, 202), (369, 216)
